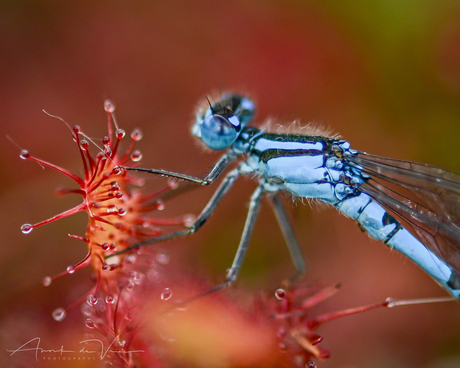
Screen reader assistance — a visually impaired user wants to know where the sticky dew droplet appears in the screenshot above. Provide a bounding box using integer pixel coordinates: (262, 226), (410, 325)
(275, 288), (286, 300)
(155, 251), (170, 265)
(104, 100), (116, 113)
(52, 308), (66, 322)
(79, 140), (89, 151)
(278, 342), (287, 351)
(42, 276), (52, 287)
(125, 254), (137, 264)
(168, 180), (179, 190)
(107, 205), (118, 214)
(105, 295), (115, 304)
(104, 146), (112, 156)
(73, 125), (81, 135)
(183, 214), (196, 228)
(20, 150), (30, 159)
(116, 129), (126, 139)
(67, 265), (75, 274)
(87, 295), (98, 306)
(110, 181), (120, 189)
(131, 128), (143, 141)
(130, 150), (143, 162)
(85, 318), (95, 329)
(21, 224), (33, 234)
(160, 288), (172, 301)
(102, 263), (117, 271)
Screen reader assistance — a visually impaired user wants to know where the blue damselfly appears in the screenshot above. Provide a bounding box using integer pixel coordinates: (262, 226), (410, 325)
(112, 93), (460, 298)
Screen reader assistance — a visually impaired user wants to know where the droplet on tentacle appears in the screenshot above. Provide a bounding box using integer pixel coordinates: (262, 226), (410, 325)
(130, 150), (143, 162)
(21, 224), (33, 234)
(42, 276), (52, 287)
(85, 318), (95, 329)
(131, 128), (143, 141)
(183, 214), (196, 227)
(160, 288), (172, 301)
(87, 294), (98, 306)
(155, 251), (170, 265)
(105, 295), (115, 304)
(20, 150), (30, 159)
(116, 129), (126, 139)
(79, 140), (89, 151)
(104, 100), (116, 113)
(52, 307), (66, 322)
(275, 288), (286, 300)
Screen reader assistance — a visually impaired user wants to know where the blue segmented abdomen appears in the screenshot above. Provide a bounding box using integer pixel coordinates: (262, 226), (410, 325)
(336, 192), (460, 298)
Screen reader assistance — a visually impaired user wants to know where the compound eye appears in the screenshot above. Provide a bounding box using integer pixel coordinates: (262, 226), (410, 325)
(201, 114), (238, 150)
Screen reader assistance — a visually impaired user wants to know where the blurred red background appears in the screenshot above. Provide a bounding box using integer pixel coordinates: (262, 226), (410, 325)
(2, 1), (460, 367)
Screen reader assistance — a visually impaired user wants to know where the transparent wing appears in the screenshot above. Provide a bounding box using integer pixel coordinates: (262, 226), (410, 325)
(351, 152), (460, 275)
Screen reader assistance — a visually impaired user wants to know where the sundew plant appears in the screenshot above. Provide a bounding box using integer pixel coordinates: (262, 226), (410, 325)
(16, 99), (452, 368)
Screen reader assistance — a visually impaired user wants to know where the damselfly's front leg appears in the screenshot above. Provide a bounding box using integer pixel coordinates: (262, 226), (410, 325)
(107, 167), (241, 258)
(118, 151), (236, 185)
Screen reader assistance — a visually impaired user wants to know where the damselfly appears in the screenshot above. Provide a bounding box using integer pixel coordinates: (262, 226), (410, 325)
(113, 93), (460, 298)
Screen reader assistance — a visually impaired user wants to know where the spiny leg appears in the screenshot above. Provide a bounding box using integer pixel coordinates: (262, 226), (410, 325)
(269, 192), (307, 283)
(107, 167), (241, 258)
(118, 151), (236, 185)
(179, 185), (265, 301)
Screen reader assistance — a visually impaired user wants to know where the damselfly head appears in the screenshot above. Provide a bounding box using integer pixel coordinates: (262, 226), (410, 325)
(192, 93), (255, 150)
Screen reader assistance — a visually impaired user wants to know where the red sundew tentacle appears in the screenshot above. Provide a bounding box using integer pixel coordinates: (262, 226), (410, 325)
(299, 284), (340, 310)
(132, 229), (163, 238)
(73, 128), (91, 182)
(289, 328), (327, 359)
(21, 152), (85, 187)
(134, 185), (177, 205)
(308, 300), (388, 329)
(89, 172), (113, 193)
(119, 139), (137, 163)
(22, 202), (87, 233)
(110, 129), (126, 160)
(43, 250), (92, 285)
(91, 215), (115, 227)
(65, 285), (98, 312)
(56, 188), (86, 196)
(83, 146), (97, 174)
(112, 285), (124, 335)
(104, 101), (117, 145)
(97, 212), (121, 218)
(136, 202), (165, 212)
(68, 234), (89, 242)
(118, 130), (143, 163)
